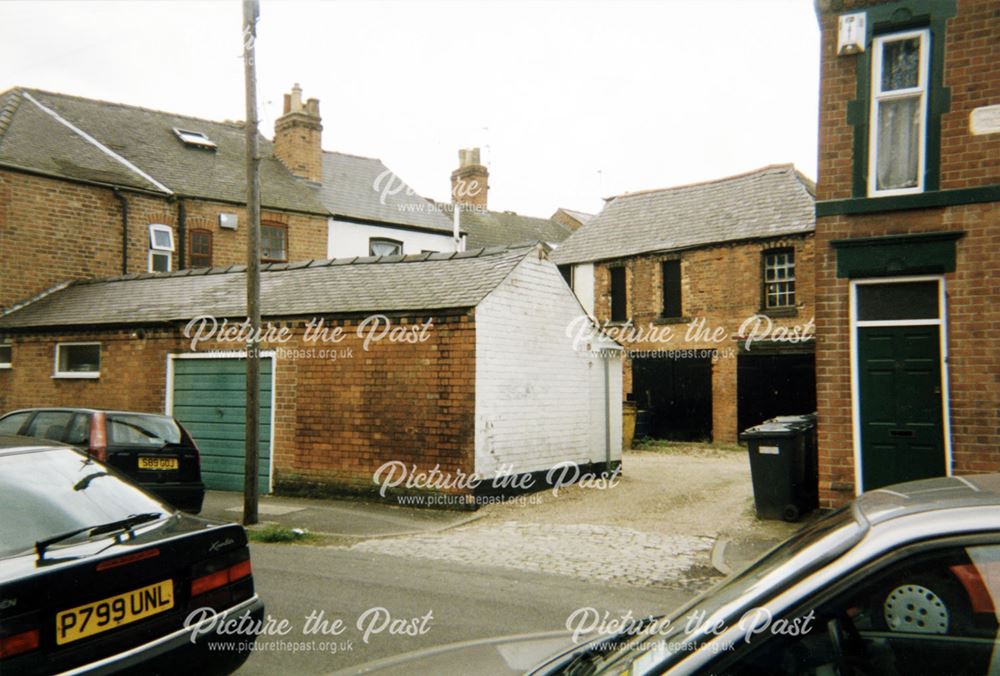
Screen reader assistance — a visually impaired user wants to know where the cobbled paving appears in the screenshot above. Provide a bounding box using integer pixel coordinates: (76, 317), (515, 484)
(351, 521), (720, 590)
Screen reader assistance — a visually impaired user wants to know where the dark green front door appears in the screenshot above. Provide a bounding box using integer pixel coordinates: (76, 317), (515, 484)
(857, 325), (945, 491)
(171, 357), (272, 492)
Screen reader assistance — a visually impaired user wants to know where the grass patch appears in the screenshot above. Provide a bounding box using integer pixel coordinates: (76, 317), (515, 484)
(630, 439), (745, 457)
(247, 524), (320, 544)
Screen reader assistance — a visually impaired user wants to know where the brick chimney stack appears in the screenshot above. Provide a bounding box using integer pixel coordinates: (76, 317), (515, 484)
(450, 147), (489, 209)
(273, 83), (323, 183)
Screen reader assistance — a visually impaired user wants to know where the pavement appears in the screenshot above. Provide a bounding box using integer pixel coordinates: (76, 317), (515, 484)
(203, 487), (777, 586)
(200, 491), (482, 538)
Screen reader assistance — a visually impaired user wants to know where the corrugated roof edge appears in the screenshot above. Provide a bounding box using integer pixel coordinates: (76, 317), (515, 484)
(28, 242), (543, 290)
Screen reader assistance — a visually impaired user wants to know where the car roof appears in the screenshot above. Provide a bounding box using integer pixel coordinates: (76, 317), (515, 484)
(857, 474), (1000, 526)
(2, 407), (171, 417)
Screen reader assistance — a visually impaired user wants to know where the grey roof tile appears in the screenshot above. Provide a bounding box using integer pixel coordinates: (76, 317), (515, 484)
(0, 245), (537, 329)
(320, 152), (453, 232)
(0, 88), (328, 213)
(550, 164), (815, 265)
(443, 203), (572, 248)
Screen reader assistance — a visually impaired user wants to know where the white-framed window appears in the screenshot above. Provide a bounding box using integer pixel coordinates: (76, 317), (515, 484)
(0, 344), (11, 369)
(369, 238), (403, 256)
(54, 342), (101, 378)
(868, 29), (930, 197)
(149, 224), (175, 272)
(763, 249), (796, 309)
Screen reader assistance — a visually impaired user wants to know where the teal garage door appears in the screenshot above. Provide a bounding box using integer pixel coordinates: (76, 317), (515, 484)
(170, 357), (272, 492)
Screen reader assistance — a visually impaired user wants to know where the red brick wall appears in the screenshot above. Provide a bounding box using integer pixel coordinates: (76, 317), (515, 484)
(0, 169), (328, 310)
(0, 312), (477, 498)
(591, 235), (816, 443)
(815, 0), (1000, 506)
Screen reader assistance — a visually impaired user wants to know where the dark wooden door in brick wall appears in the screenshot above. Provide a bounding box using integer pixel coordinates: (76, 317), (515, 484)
(632, 355), (712, 442)
(857, 325), (945, 491)
(737, 353), (816, 436)
(170, 356), (273, 492)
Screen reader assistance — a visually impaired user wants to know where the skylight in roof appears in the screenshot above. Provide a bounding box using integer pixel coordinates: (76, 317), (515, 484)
(173, 127), (217, 149)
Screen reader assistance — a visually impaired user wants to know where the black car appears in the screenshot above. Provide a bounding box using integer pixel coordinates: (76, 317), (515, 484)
(0, 435), (263, 675)
(0, 408), (205, 513)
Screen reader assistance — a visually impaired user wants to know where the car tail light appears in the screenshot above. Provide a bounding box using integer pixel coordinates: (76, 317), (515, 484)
(0, 629), (40, 660)
(191, 559), (253, 597)
(89, 412), (107, 463)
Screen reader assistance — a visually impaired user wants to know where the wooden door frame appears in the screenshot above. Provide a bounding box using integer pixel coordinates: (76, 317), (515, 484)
(164, 351), (277, 493)
(849, 275), (952, 494)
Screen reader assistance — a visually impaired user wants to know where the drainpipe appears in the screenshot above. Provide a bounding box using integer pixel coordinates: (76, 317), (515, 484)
(177, 198), (187, 269)
(604, 350), (612, 477)
(113, 188), (128, 274)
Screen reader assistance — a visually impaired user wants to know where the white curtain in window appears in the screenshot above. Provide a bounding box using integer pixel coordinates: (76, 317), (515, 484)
(877, 96), (920, 191)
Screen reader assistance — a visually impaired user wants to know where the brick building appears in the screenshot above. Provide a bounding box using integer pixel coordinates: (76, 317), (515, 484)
(0, 85), (459, 315)
(552, 164), (817, 444)
(814, 0), (1000, 506)
(0, 244), (622, 499)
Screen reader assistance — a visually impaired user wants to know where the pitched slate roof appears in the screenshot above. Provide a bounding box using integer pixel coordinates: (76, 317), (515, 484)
(0, 88), (327, 214)
(320, 152), (454, 233)
(438, 203), (572, 249)
(550, 164), (815, 265)
(554, 208), (594, 225)
(0, 245), (540, 330)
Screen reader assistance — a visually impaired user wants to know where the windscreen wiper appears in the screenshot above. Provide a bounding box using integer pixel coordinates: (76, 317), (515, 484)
(35, 512), (163, 560)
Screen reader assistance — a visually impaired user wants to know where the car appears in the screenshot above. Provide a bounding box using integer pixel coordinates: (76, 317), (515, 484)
(343, 473), (1000, 675)
(0, 434), (263, 675)
(0, 408), (205, 513)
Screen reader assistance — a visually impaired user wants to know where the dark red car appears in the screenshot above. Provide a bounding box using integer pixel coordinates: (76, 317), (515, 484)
(0, 408), (204, 513)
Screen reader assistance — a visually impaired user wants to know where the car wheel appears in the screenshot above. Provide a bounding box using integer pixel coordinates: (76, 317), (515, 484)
(874, 574), (970, 635)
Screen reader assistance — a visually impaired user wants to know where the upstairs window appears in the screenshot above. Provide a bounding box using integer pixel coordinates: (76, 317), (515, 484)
(609, 266), (627, 322)
(189, 229), (213, 268)
(661, 259), (682, 318)
(369, 238), (402, 257)
(148, 224), (174, 272)
(763, 250), (795, 309)
(261, 223), (288, 262)
(0, 344), (11, 368)
(869, 29), (929, 196)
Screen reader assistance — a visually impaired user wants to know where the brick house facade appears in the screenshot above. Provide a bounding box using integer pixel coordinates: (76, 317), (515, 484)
(814, 0), (1000, 506)
(552, 165), (817, 444)
(0, 85), (460, 313)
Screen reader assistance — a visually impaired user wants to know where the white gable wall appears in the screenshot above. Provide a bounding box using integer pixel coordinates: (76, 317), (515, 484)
(327, 218), (456, 258)
(475, 251), (622, 479)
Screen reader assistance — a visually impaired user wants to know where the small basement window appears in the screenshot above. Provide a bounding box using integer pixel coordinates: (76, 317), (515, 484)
(149, 224), (174, 272)
(54, 343), (100, 378)
(0, 344), (11, 368)
(173, 128), (217, 150)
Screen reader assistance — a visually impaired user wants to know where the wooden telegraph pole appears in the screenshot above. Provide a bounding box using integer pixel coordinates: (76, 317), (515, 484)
(242, 0), (261, 525)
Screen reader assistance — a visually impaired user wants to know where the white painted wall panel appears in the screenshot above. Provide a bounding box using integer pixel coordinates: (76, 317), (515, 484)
(327, 218), (455, 258)
(475, 251), (622, 478)
(572, 263), (595, 317)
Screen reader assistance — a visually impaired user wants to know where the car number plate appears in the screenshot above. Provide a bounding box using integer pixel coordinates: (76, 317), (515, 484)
(138, 456), (179, 470)
(56, 579), (174, 645)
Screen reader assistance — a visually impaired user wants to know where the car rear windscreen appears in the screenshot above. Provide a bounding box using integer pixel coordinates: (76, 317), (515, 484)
(107, 414), (183, 447)
(0, 448), (166, 557)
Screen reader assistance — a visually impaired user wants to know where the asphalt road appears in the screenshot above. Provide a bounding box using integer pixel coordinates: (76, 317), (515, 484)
(236, 543), (695, 675)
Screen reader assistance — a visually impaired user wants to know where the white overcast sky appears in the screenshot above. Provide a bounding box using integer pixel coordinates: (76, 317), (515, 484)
(0, 0), (820, 217)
